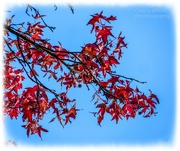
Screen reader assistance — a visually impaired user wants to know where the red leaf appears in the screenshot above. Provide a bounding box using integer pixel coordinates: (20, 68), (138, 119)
(90, 61), (99, 68)
(113, 48), (123, 59)
(65, 107), (77, 125)
(49, 98), (57, 109)
(65, 115), (70, 125)
(139, 107), (148, 115)
(27, 127), (31, 137)
(30, 69), (39, 77)
(126, 115), (130, 120)
(116, 32), (127, 49)
(147, 99), (156, 108)
(32, 32), (41, 40)
(87, 11), (103, 25)
(9, 108), (19, 119)
(96, 103), (106, 109)
(106, 15), (117, 22)
(98, 107), (105, 115)
(39, 126), (49, 132)
(41, 91), (48, 102)
(96, 26), (114, 44)
(61, 108), (69, 115)
(98, 115), (103, 126)
(65, 114), (76, 125)
(149, 90), (159, 104)
(49, 117), (56, 123)
(96, 103), (106, 125)
(99, 81), (109, 87)
(126, 105), (134, 116)
(37, 126), (48, 138)
(109, 55), (119, 65)
(107, 76), (119, 86)
(87, 11), (104, 32)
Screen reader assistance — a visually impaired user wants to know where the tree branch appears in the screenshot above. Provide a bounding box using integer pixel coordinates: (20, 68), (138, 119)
(110, 72), (147, 84)
(4, 38), (63, 103)
(26, 4), (55, 32)
(4, 24), (147, 104)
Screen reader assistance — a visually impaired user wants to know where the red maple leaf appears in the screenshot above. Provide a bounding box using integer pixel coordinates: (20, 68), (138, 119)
(96, 103), (106, 125)
(96, 26), (114, 44)
(106, 15), (117, 22)
(37, 126), (48, 139)
(87, 11), (104, 33)
(108, 55), (119, 65)
(116, 32), (127, 49)
(65, 107), (77, 125)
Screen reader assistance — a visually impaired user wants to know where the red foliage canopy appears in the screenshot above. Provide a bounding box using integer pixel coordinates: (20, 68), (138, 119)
(3, 5), (159, 138)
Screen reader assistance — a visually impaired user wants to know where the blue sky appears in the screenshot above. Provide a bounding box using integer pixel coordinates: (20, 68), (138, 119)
(4, 5), (175, 146)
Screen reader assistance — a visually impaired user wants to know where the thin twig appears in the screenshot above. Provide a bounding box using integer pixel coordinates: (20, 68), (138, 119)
(26, 4), (55, 32)
(4, 38), (62, 103)
(111, 73), (147, 84)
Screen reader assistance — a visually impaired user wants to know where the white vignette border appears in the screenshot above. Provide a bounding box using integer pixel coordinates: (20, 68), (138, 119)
(0, 0), (179, 151)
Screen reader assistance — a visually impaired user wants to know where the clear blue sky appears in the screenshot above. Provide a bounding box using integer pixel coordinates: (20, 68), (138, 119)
(4, 5), (175, 146)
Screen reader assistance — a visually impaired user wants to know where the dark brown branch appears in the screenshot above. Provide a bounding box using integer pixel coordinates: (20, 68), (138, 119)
(4, 39), (62, 103)
(5, 25), (75, 73)
(9, 20), (113, 100)
(26, 4), (55, 32)
(4, 24), (146, 104)
(110, 72), (147, 84)
(16, 36), (38, 82)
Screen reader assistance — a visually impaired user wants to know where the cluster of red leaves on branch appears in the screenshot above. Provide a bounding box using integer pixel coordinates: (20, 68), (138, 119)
(78, 11), (159, 125)
(3, 5), (159, 138)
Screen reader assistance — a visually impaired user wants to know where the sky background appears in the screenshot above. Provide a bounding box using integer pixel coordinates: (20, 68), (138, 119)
(4, 4), (175, 146)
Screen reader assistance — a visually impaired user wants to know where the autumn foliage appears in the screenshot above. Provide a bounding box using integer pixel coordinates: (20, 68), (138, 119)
(3, 5), (159, 138)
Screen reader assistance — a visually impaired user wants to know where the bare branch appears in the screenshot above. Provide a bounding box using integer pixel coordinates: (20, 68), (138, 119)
(110, 72), (147, 84)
